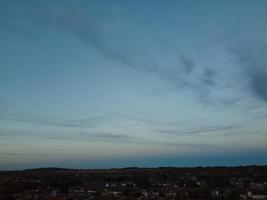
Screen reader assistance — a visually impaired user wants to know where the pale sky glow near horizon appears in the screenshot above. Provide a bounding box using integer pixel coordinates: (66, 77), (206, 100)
(0, 0), (267, 170)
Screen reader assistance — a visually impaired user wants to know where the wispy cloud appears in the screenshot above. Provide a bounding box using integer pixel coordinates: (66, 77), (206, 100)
(2, 1), (263, 106)
(231, 39), (267, 102)
(177, 52), (196, 74)
(39, 2), (136, 69)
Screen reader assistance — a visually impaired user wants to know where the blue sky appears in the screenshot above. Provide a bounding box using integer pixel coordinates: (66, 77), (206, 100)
(0, 0), (267, 170)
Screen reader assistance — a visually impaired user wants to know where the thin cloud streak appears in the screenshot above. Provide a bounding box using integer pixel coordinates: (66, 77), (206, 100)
(0, 112), (106, 129)
(0, 152), (48, 157)
(156, 125), (240, 136)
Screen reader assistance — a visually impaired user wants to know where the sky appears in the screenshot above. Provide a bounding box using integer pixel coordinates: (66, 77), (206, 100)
(0, 0), (267, 170)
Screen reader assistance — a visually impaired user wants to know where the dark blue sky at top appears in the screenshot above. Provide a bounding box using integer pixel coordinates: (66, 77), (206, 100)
(0, 0), (267, 170)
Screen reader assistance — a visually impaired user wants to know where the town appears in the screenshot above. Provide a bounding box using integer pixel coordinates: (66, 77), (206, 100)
(0, 165), (267, 200)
